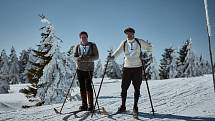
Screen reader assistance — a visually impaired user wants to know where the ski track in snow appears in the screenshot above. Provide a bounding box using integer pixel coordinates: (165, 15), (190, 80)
(0, 75), (215, 121)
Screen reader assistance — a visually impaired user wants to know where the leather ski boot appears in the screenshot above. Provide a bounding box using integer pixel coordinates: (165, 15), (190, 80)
(79, 91), (88, 111)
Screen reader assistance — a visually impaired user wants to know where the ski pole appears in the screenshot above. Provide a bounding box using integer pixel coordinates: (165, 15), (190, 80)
(91, 53), (111, 117)
(203, 0), (215, 93)
(54, 71), (77, 114)
(88, 71), (101, 114)
(142, 61), (155, 116)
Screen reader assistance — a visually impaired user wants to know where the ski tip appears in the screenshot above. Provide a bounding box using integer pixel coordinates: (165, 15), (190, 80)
(22, 105), (31, 108)
(54, 108), (61, 114)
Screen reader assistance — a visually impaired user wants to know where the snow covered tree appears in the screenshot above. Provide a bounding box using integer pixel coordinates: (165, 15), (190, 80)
(159, 47), (176, 79)
(20, 15), (53, 97)
(198, 55), (209, 76)
(169, 49), (178, 78)
(150, 57), (159, 80)
(176, 38), (205, 78)
(66, 45), (76, 73)
(203, 61), (212, 74)
(9, 46), (20, 84)
(142, 52), (152, 80)
(0, 76), (10, 94)
(176, 39), (192, 78)
(0, 49), (10, 93)
(185, 52), (212, 77)
(35, 15), (77, 104)
(0, 53), (2, 69)
(106, 49), (122, 79)
(159, 48), (173, 79)
(36, 50), (76, 104)
(94, 59), (103, 78)
(19, 49), (31, 83)
(183, 50), (197, 77)
(0, 50), (9, 77)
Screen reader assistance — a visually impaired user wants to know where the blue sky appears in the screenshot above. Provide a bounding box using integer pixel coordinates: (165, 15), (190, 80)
(0, 0), (215, 64)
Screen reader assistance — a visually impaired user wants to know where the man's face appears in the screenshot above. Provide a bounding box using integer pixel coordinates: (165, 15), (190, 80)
(80, 34), (88, 44)
(126, 32), (134, 40)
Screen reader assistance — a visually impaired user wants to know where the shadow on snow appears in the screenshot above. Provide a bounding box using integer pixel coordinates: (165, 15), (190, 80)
(138, 112), (215, 121)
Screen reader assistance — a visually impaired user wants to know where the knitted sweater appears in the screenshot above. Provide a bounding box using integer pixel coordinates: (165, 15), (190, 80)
(112, 38), (152, 68)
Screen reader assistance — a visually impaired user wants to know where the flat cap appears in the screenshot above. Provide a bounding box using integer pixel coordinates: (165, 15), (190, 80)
(124, 27), (135, 34)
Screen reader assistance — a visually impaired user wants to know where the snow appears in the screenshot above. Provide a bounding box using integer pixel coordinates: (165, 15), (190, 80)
(0, 75), (215, 121)
(0, 84), (30, 111)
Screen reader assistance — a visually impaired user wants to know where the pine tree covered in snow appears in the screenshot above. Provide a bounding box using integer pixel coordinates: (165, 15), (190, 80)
(94, 59), (103, 78)
(169, 49), (178, 78)
(142, 52), (152, 80)
(176, 39), (192, 78)
(0, 49), (10, 94)
(202, 60), (212, 74)
(106, 49), (121, 79)
(0, 53), (2, 69)
(175, 39), (208, 78)
(150, 57), (159, 80)
(159, 47), (175, 79)
(0, 75), (10, 94)
(195, 55), (204, 76)
(185, 54), (211, 77)
(200, 57), (212, 75)
(36, 50), (77, 104)
(177, 39), (208, 77)
(183, 50), (197, 77)
(66, 45), (76, 73)
(9, 46), (20, 84)
(0, 50), (9, 77)
(35, 16), (77, 104)
(19, 49), (31, 83)
(20, 15), (53, 97)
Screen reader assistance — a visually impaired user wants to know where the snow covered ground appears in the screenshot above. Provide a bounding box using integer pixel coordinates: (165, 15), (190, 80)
(0, 84), (30, 112)
(0, 75), (215, 121)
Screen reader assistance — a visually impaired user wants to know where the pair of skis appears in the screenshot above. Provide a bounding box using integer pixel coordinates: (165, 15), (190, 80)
(107, 110), (139, 119)
(54, 108), (93, 119)
(54, 108), (84, 115)
(54, 107), (108, 118)
(55, 107), (139, 120)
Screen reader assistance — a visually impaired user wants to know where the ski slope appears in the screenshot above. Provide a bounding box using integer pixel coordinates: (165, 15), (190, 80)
(0, 75), (215, 121)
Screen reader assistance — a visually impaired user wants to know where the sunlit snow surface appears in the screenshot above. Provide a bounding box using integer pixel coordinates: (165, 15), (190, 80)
(0, 75), (215, 121)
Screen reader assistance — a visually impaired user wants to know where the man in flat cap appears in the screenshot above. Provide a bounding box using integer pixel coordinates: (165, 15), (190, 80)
(108, 27), (152, 117)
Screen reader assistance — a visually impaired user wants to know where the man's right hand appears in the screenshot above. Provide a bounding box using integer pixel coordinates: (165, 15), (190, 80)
(77, 55), (92, 62)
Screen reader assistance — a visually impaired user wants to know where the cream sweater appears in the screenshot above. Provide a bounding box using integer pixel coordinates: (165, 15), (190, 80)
(112, 38), (152, 68)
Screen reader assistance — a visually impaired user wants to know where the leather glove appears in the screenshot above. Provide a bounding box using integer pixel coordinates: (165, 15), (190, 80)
(77, 55), (91, 62)
(82, 56), (91, 61)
